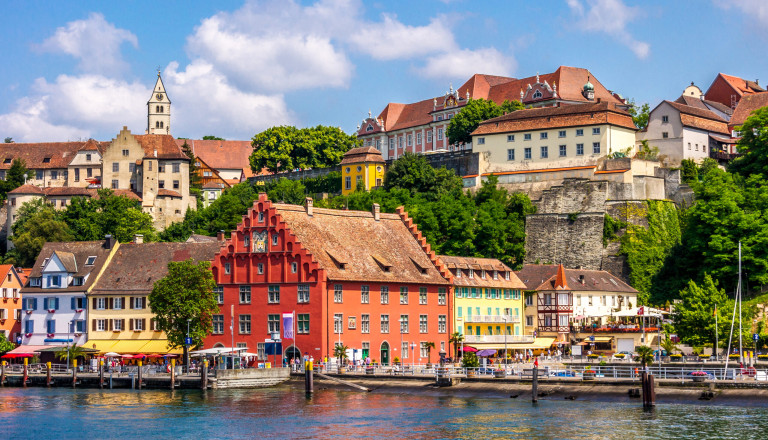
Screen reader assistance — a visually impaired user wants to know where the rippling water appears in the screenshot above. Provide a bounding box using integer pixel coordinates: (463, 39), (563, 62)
(1, 386), (766, 439)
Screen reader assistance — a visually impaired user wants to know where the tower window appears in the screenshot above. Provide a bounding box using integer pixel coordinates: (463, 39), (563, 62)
(160, 106), (164, 113)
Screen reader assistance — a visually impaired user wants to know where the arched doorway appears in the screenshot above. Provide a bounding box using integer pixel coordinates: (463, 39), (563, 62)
(285, 346), (301, 362)
(380, 341), (390, 366)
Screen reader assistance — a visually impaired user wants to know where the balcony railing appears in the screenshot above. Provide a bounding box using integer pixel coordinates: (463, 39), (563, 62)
(464, 315), (521, 324)
(463, 335), (534, 344)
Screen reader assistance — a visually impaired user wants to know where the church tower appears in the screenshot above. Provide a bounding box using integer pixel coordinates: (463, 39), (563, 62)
(147, 71), (171, 135)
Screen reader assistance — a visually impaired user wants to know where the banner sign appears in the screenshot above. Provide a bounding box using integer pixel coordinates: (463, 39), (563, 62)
(283, 313), (294, 339)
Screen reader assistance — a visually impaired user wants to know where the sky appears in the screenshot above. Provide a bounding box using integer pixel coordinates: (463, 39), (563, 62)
(1, 0), (767, 143)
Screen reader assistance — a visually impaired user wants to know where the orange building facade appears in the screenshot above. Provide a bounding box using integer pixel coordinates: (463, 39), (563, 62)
(0, 265), (25, 344)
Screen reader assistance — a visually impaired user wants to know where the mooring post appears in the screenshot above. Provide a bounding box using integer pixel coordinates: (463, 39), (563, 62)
(137, 360), (143, 390)
(110, 371), (113, 389)
(201, 360), (208, 389)
(1, 360), (5, 386)
(305, 360), (314, 394)
(46, 362), (52, 387)
(532, 365), (539, 403)
(170, 358), (176, 390)
(23, 358), (28, 387)
(72, 359), (78, 388)
(99, 359), (104, 389)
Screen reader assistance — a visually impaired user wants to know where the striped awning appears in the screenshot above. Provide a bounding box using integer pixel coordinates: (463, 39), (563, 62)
(85, 339), (183, 354)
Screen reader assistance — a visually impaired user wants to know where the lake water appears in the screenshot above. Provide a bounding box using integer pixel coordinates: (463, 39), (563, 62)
(1, 385), (767, 439)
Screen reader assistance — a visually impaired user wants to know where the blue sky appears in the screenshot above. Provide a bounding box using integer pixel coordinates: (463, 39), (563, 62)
(1, 0), (767, 142)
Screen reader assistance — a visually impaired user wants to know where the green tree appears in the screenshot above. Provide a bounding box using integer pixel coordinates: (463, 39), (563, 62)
(267, 178), (307, 205)
(0, 158), (29, 203)
(499, 99), (525, 114)
(675, 275), (731, 347)
(729, 106), (768, 177)
(461, 351), (479, 368)
(202, 135), (225, 140)
(383, 152), (462, 198)
(62, 189), (157, 243)
(680, 159), (698, 184)
(180, 140), (202, 194)
(0, 332), (14, 355)
(250, 125), (358, 173)
(10, 200), (74, 267)
(660, 333), (678, 355)
(3, 137), (12, 143)
(449, 332), (464, 359)
(628, 99), (651, 129)
(447, 98), (504, 146)
(55, 345), (88, 363)
(149, 259), (218, 362)
(634, 345), (654, 368)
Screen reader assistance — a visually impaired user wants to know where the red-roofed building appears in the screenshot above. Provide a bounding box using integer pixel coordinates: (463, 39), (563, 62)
(704, 73), (765, 110)
(177, 139), (258, 183)
(204, 194), (453, 365)
(356, 67), (625, 161)
(729, 92), (768, 134)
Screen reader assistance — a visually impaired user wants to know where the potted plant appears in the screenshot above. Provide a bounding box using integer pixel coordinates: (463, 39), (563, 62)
(333, 344), (349, 374)
(493, 368), (506, 378)
(366, 360), (376, 375)
(613, 353), (626, 359)
(690, 371), (708, 383)
(670, 354), (683, 362)
(423, 341), (435, 367)
(462, 352), (479, 377)
(587, 353), (599, 361)
(583, 367), (596, 380)
(757, 354), (768, 362)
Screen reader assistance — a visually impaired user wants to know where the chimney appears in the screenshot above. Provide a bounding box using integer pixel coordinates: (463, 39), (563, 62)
(372, 203), (380, 221)
(133, 234), (144, 244)
(104, 234), (115, 249)
(306, 197), (314, 216)
(217, 230), (225, 242)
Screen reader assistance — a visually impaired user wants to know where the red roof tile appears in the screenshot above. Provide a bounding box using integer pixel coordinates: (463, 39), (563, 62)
(472, 102), (636, 135)
(178, 139), (254, 178)
(718, 73), (765, 95)
(8, 184), (44, 195)
(157, 189), (182, 198)
(340, 146), (385, 165)
(515, 264), (637, 294)
(730, 92), (768, 128)
(439, 255), (526, 289)
(133, 134), (188, 160)
(0, 142), (94, 170)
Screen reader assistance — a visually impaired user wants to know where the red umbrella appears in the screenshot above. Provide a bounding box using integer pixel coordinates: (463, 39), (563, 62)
(121, 354), (135, 359)
(462, 346), (478, 353)
(146, 354), (163, 359)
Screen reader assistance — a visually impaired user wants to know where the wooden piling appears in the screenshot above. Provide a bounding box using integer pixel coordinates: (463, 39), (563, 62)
(137, 360), (143, 390)
(23, 358), (28, 387)
(0, 361), (5, 386)
(72, 359), (77, 388)
(170, 359), (176, 390)
(201, 360), (209, 389)
(642, 373), (656, 408)
(532, 365), (539, 403)
(46, 362), (52, 387)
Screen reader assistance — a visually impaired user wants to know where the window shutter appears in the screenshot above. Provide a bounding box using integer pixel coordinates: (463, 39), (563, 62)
(109, 319), (113, 331)
(150, 319), (155, 331)
(121, 319), (125, 330)
(92, 298), (97, 309)
(109, 298), (114, 309)
(142, 297), (147, 309)
(92, 320), (97, 331)
(142, 319), (147, 330)
(55, 298), (60, 310)
(33, 298), (38, 310)
(129, 297), (134, 309)
(129, 319), (134, 331)
(71, 297), (76, 310)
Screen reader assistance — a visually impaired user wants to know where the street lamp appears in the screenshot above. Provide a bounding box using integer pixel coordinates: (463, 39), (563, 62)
(334, 316), (342, 367)
(186, 318), (191, 373)
(399, 318), (405, 368)
(67, 320), (74, 371)
(410, 342), (416, 370)
(502, 316), (508, 368)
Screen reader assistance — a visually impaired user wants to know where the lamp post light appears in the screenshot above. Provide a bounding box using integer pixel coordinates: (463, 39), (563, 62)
(67, 320), (74, 371)
(399, 318), (404, 368)
(186, 318), (191, 373)
(410, 342), (416, 370)
(334, 316), (342, 368)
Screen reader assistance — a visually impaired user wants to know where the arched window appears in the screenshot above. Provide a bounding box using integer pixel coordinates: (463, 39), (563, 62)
(160, 105), (164, 113)
(533, 90), (542, 99)
(159, 121), (164, 128)
(156, 105), (160, 113)
(155, 121), (160, 128)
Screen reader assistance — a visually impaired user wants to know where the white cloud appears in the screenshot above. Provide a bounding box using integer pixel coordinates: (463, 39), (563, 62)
(566, 0), (650, 59)
(162, 61), (294, 139)
(36, 12), (138, 77)
(715, 0), (768, 27)
(348, 14), (457, 60)
(418, 48), (516, 80)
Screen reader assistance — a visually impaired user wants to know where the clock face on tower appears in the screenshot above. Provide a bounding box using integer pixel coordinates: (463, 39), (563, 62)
(156, 93), (163, 100)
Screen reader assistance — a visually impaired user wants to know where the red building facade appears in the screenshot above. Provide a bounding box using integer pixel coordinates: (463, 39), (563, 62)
(204, 193), (452, 365)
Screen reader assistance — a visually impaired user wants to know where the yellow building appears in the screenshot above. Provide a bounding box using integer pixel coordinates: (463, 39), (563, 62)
(439, 256), (532, 356)
(340, 146), (385, 195)
(85, 240), (220, 355)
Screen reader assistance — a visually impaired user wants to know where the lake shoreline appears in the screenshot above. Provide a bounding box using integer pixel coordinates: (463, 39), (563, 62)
(294, 374), (768, 407)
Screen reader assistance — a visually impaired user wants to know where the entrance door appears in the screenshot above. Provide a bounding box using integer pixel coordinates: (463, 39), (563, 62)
(380, 342), (390, 365)
(285, 346), (301, 361)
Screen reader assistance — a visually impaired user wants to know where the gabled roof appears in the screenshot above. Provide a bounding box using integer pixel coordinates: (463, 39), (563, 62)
(90, 242), (221, 294)
(553, 264), (569, 290)
(8, 184), (45, 195)
(178, 139), (255, 178)
(675, 95), (733, 117)
(23, 240), (116, 293)
(515, 264), (637, 294)
(0, 142), (89, 170)
(51, 251), (78, 273)
(268, 199), (450, 285)
(340, 146), (385, 165)
(472, 102), (636, 136)
(715, 73), (765, 96)
(730, 92), (768, 128)
(659, 101), (730, 135)
(0, 264), (21, 286)
(133, 134), (189, 160)
(439, 255), (526, 289)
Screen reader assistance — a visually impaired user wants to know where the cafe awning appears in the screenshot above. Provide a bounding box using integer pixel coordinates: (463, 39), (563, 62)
(592, 336), (614, 343)
(503, 337), (556, 350)
(86, 339), (182, 354)
(4, 345), (57, 357)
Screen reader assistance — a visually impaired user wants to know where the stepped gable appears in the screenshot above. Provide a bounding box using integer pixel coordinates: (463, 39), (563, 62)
(472, 102), (636, 135)
(730, 92), (768, 128)
(0, 141), (85, 170)
(232, 193), (451, 284)
(395, 206), (452, 282)
(90, 242), (222, 294)
(439, 255), (525, 289)
(133, 134), (188, 160)
(23, 241), (114, 293)
(516, 264), (637, 293)
(340, 146), (385, 164)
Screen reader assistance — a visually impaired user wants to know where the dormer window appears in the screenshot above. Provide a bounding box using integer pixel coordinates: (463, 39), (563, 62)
(366, 125), (374, 132)
(49, 275), (61, 287)
(505, 271), (510, 281)
(72, 277), (84, 286)
(42, 258), (49, 267)
(493, 270), (498, 280)
(30, 277), (42, 287)
(533, 90), (542, 99)
(43, 157), (51, 163)
(455, 269), (461, 278)
(3, 158), (10, 164)
(86, 256), (96, 265)
(481, 270), (486, 279)
(468, 269), (474, 279)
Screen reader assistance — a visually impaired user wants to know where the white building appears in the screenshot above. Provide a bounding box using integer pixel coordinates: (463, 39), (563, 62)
(20, 238), (117, 347)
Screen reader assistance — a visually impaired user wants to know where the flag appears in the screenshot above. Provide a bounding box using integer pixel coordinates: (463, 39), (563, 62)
(283, 312), (294, 339)
(713, 305), (717, 317)
(637, 306), (644, 316)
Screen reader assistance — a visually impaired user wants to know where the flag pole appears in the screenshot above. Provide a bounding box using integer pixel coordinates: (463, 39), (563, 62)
(715, 305), (719, 361)
(293, 310), (296, 365)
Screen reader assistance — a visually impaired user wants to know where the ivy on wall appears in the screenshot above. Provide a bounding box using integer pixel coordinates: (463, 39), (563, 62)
(619, 200), (682, 304)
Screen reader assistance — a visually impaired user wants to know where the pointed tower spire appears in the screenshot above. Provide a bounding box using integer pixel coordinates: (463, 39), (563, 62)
(147, 71), (171, 135)
(554, 264), (569, 290)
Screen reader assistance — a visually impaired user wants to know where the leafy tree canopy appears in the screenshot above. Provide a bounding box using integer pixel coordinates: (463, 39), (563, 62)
(0, 158), (29, 202)
(202, 135), (225, 140)
(447, 98), (523, 145)
(61, 189), (156, 243)
(729, 106), (768, 177)
(628, 99), (651, 129)
(383, 152), (463, 199)
(250, 125), (358, 173)
(149, 259), (218, 350)
(0, 332), (14, 354)
(9, 200), (74, 266)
